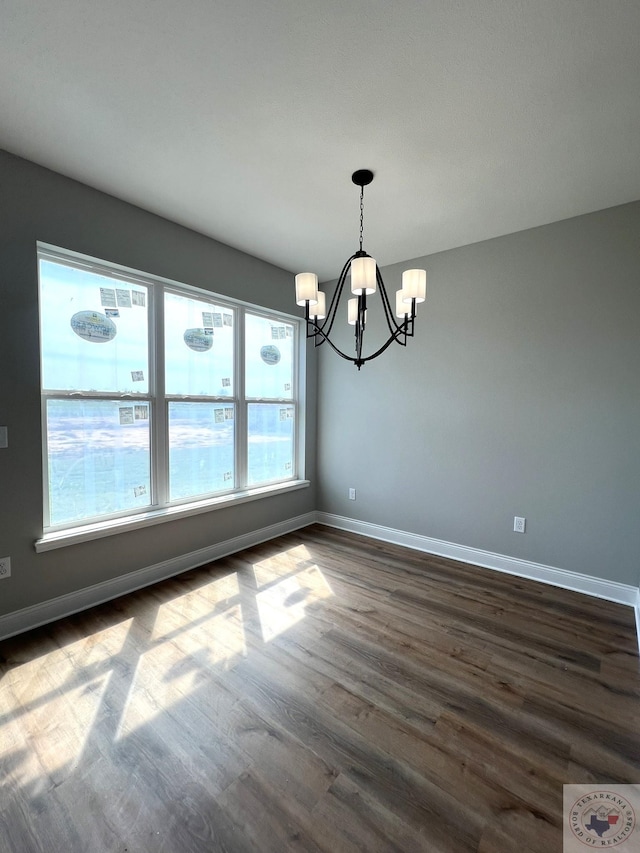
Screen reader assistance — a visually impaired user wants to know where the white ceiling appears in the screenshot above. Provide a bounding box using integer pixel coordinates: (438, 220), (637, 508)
(1, 1), (639, 280)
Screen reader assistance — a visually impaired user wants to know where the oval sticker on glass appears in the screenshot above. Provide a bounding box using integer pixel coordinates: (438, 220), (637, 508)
(183, 328), (213, 352)
(70, 311), (117, 343)
(260, 345), (281, 365)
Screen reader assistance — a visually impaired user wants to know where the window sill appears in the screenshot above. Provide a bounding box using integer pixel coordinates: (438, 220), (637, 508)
(35, 479), (311, 553)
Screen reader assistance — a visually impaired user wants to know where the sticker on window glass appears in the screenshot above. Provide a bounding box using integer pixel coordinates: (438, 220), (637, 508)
(285, 462), (292, 471)
(100, 288), (117, 307)
(134, 405), (148, 420)
(223, 472), (233, 482)
(214, 408), (225, 424)
(132, 290), (146, 307)
(221, 377), (231, 387)
(213, 313), (223, 328)
(70, 311), (117, 343)
(224, 408), (234, 421)
(271, 326), (286, 340)
(116, 289), (132, 308)
(131, 370), (144, 382)
(183, 328), (214, 352)
(202, 311), (214, 328)
(280, 407), (294, 421)
(284, 383), (291, 392)
(286, 327), (293, 338)
(119, 407), (134, 425)
(261, 345), (281, 365)
(134, 485), (147, 497)
(223, 313), (233, 327)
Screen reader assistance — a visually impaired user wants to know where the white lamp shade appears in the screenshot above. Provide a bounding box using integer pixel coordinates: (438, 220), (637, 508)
(396, 290), (410, 318)
(402, 269), (426, 303)
(350, 256), (377, 295)
(295, 272), (318, 305)
(309, 290), (326, 319)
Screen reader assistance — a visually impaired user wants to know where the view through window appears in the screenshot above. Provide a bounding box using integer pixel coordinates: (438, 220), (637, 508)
(38, 246), (301, 530)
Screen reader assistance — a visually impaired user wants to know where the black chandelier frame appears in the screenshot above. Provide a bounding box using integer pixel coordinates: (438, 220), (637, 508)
(300, 169), (420, 370)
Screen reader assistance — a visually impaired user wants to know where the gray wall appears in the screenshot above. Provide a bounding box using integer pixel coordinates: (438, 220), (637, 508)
(317, 202), (640, 587)
(0, 150), (317, 617)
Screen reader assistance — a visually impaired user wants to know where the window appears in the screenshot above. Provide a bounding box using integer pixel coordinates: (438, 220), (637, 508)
(38, 245), (305, 539)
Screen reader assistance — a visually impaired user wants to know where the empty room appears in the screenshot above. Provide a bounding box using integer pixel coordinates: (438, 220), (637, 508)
(1, 2), (639, 851)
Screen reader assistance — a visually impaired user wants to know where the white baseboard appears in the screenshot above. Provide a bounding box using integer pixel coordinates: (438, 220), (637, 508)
(3, 510), (639, 654)
(0, 512), (316, 642)
(316, 512), (639, 609)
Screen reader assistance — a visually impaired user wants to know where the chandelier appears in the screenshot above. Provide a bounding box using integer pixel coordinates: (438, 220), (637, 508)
(295, 169), (426, 369)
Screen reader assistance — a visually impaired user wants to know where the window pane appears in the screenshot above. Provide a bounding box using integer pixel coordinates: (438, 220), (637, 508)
(39, 260), (149, 393)
(46, 399), (151, 526)
(165, 292), (234, 396)
(247, 403), (294, 486)
(245, 314), (294, 399)
(168, 402), (235, 500)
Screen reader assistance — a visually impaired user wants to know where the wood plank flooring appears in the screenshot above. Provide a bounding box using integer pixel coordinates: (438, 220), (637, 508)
(1, 524), (638, 852)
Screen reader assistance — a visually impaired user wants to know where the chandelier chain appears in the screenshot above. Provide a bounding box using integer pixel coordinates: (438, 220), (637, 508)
(359, 185), (364, 252)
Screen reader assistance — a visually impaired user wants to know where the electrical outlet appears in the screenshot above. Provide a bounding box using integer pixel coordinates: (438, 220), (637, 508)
(513, 516), (526, 534)
(348, 488), (356, 500)
(0, 557), (11, 579)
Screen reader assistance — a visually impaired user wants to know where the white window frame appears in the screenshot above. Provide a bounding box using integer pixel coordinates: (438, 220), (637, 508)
(35, 243), (309, 552)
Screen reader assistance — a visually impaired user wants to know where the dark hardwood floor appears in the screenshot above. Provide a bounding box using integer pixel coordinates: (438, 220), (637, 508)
(1, 524), (638, 852)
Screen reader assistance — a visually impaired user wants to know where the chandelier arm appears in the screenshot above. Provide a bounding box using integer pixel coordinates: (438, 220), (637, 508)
(302, 269), (347, 346)
(306, 321), (322, 342)
(403, 298), (417, 337)
(355, 321), (413, 365)
(313, 253), (357, 341)
(305, 308), (411, 366)
(306, 320), (368, 363)
(376, 267), (408, 339)
(355, 292), (366, 363)
(303, 301), (323, 343)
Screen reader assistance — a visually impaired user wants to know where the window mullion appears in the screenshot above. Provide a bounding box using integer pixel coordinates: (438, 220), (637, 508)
(236, 306), (247, 489)
(153, 285), (168, 508)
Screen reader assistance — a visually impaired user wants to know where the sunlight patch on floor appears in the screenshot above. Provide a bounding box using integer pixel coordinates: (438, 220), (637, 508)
(252, 544), (314, 589)
(150, 572), (240, 643)
(116, 600), (246, 741)
(5, 671), (113, 794)
(0, 618), (133, 787)
(256, 564), (333, 642)
(1, 556), (335, 786)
